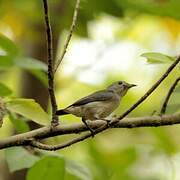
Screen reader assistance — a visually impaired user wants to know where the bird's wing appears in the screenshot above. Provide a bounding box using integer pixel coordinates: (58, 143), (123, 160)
(69, 90), (114, 107)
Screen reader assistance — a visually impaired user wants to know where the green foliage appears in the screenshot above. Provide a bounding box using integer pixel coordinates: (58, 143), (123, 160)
(0, 33), (19, 57)
(0, 82), (12, 97)
(29, 69), (48, 87)
(34, 150), (92, 180)
(66, 159), (92, 180)
(26, 156), (65, 180)
(141, 52), (175, 64)
(15, 57), (47, 71)
(5, 147), (39, 172)
(0, 1), (180, 180)
(9, 113), (30, 133)
(0, 34), (47, 85)
(116, 0), (180, 20)
(151, 128), (176, 154)
(5, 146), (92, 180)
(6, 98), (50, 126)
(88, 142), (137, 180)
(0, 56), (14, 68)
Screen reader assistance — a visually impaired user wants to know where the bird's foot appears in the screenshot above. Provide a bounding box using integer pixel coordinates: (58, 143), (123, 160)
(100, 119), (111, 127)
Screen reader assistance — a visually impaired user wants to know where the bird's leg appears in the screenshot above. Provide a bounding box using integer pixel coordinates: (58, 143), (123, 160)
(82, 117), (95, 137)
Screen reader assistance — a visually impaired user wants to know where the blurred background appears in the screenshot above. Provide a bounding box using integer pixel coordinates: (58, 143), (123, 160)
(0, 0), (180, 179)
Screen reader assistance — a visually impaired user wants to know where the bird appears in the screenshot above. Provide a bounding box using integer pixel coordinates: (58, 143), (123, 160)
(56, 81), (136, 137)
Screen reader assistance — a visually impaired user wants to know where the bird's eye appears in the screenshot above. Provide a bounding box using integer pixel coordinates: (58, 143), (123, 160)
(118, 81), (122, 85)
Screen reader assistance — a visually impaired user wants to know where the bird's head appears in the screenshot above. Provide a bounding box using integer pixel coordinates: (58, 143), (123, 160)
(107, 81), (136, 97)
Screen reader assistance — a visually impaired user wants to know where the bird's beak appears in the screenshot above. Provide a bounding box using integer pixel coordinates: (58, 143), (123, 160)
(128, 84), (137, 88)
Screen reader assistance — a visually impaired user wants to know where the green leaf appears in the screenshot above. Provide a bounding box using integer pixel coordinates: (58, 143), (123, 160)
(15, 57), (47, 71)
(6, 98), (50, 126)
(27, 156), (65, 180)
(5, 147), (39, 172)
(9, 113), (30, 133)
(0, 56), (14, 68)
(35, 151), (92, 180)
(0, 82), (12, 97)
(29, 69), (48, 87)
(141, 52), (176, 64)
(14, 57), (48, 86)
(66, 159), (92, 180)
(0, 34), (19, 56)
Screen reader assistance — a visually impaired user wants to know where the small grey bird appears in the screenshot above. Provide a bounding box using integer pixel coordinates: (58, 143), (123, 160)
(56, 81), (136, 136)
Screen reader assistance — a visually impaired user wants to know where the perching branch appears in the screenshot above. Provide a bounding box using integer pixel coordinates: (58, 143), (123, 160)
(0, 113), (180, 150)
(54, 0), (81, 73)
(36, 56), (180, 151)
(160, 76), (180, 114)
(42, 0), (58, 126)
(29, 112), (180, 151)
(0, 57), (179, 151)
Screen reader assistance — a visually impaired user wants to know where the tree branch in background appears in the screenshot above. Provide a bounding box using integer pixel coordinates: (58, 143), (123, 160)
(160, 76), (180, 114)
(54, 0), (81, 73)
(42, 0), (58, 126)
(0, 113), (179, 150)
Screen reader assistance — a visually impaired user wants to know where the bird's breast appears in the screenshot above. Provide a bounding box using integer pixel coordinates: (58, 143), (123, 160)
(66, 98), (120, 120)
(83, 99), (120, 119)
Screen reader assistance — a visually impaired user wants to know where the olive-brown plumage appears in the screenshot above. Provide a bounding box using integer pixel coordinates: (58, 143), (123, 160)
(56, 81), (136, 136)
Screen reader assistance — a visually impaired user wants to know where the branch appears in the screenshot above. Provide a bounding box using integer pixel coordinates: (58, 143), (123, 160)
(28, 112), (180, 150)
(54, 0), (81, 73)
(0, 56), (179, 151)
(160, 76), (180, 114)
(114, 57), (180, 124)
(0, 113), (180, 150)
(33, 56), (180, 150)
(42, 0), (58, 126)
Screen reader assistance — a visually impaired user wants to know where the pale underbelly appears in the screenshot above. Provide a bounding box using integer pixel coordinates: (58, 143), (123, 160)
(66, 101), (119, 120)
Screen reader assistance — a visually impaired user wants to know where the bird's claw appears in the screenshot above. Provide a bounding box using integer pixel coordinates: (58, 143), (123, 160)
(100, 119), (111, 127)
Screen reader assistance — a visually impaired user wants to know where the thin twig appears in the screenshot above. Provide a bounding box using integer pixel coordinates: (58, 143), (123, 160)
(112, 57), (180, 124)
(43, 0), (58, 126)
(6, 56), (179, 151)
(160, 76), (180, 114)
(54, 0), (81, 73)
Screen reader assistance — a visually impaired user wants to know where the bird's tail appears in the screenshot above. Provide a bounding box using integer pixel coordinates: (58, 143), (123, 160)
(56, 109), (69, 116)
